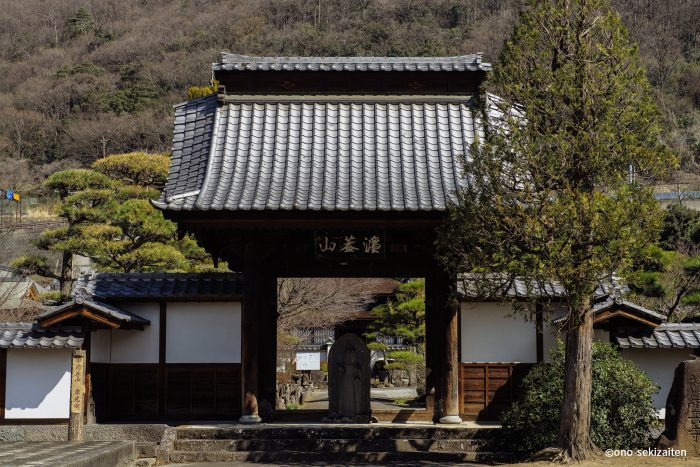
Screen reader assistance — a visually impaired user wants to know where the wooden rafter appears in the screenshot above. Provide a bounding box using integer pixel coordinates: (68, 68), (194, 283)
(39, 306), (121, 329)
(592, 309), (659, 328)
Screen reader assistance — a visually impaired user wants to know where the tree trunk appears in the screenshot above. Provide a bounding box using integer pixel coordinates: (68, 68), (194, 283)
(60, 251), (72, 296)
(557, 306), (595, 460)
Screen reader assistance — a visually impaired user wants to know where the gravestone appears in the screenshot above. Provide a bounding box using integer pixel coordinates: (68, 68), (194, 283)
(326, 333), (371, 423)
(657, 358), (700, 455)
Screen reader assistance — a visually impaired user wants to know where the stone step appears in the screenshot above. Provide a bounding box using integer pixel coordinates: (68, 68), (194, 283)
(167, 449), (517, 464)
(136, 442), (156, 458)
(173, 437), (496, 453)
(176, 425), (498, 441)
(0, 441), (135, 467)
(132, 458), (157, 467)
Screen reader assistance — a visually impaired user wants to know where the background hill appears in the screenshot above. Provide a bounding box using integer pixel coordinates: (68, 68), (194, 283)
(0, 0), (698, 191)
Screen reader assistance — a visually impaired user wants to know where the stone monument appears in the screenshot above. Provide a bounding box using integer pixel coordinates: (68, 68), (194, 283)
(326, 333), (371, 423)
(657, 358), (700, 455)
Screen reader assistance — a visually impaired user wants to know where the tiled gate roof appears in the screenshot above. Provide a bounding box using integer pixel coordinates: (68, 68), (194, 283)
(213, 53), (491, 72)
(155, 95), (484, 212)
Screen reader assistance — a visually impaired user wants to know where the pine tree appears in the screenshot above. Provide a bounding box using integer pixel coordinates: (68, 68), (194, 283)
(14, 153), (216, 298)
(366, 279), (426, 386)
(367, 279), (425, 348)
(66, 7), (95, 38)
(439, 0), (674, 460)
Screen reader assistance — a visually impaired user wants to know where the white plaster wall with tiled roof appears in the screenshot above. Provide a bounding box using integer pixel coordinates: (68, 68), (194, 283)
(5, 349), (71, 419)
(86, 303), (160, 364)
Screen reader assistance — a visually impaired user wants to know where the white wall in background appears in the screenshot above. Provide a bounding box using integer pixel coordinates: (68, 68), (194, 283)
(110, 302), (159, 363)
(461, 302), (537, 363)
(166, 302), (241, 363)
(622, 348), (692, 417)
(90, 329), (111, 363)
(5, 349), (71, 419)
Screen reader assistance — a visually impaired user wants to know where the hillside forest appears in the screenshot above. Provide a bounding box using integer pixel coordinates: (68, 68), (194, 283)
(0, 0), (699, 192)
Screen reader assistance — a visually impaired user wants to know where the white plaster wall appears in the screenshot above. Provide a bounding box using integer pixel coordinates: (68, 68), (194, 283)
(90, 329), (111, 363)
(110, 303), (160, 363)
(166, 302), (241, 363)
(460, 302), (537, 363)
(5, 349), (71, 419)
(621, 348), (692, 417)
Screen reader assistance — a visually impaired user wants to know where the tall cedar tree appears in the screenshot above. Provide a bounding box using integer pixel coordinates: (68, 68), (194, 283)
(439, 0), (673, 460)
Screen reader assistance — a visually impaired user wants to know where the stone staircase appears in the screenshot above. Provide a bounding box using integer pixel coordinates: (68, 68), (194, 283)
(166, 424), (517, 463)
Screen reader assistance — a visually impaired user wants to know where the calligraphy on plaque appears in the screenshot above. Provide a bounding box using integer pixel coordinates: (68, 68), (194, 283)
(315, 231), (385, 259)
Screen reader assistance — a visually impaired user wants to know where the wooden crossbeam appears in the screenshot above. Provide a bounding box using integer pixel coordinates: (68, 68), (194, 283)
(40, 307), (121, 329)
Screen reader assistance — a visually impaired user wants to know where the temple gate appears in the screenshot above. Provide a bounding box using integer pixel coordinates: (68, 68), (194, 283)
(154, 54), (493, 424)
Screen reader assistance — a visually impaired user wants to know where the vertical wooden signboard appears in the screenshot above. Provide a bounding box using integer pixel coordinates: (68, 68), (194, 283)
(68, 350), (86, 441)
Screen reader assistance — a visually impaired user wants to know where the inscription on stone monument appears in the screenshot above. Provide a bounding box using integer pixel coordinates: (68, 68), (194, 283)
(658, 359), (700, 455)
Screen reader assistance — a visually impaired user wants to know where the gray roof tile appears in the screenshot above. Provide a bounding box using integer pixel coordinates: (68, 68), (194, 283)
(72, 272), (244, 301)
(156, 95), (483, 212)
(0, 323), (83, 349)
(615, 323), (700, 349)
(458, 274), (625, 301)
(214, 54), (491, 72)
(549, 297), (665, 326)
(164, 95), (217, 198)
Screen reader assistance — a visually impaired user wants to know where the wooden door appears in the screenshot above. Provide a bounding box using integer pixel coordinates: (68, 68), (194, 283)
(460, 363), (533, 421)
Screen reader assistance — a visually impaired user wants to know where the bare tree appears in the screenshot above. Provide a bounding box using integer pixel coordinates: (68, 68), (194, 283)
(277, 277), (388, 336)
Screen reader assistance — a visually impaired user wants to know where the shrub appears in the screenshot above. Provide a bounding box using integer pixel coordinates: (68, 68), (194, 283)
(38, 291), (70, 306)
(501, 341), (659, 454)
(187, 80), (219, 100)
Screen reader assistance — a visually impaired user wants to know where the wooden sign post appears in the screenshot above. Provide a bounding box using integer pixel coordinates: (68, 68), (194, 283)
(68, 349), (86, 441)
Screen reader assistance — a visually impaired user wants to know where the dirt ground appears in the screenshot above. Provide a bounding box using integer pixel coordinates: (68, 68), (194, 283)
(167, 458), (700, 467)
(519, 456), (700, 467)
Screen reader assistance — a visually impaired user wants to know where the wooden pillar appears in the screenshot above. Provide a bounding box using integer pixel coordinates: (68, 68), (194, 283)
(424, 274), (441, 420)
(68, 349), (86, 441)
(82, 323), (95, 425)
(0, 348), (6, 421)
(436, 269), (462, 424)
(158, 302), (167, 417)
(240, 261), (263, 423)
(258, 273), (278, 420)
